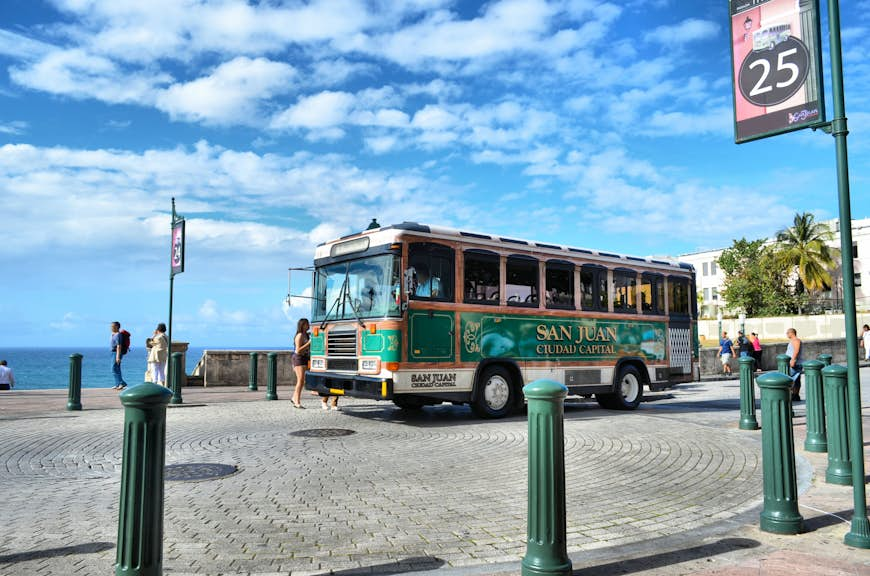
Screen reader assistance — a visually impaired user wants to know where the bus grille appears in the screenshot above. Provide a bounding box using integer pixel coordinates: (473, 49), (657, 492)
(327, 330), (357, 357)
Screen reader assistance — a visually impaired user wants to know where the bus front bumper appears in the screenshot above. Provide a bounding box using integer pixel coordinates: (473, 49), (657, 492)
(305, 372), (394, 400)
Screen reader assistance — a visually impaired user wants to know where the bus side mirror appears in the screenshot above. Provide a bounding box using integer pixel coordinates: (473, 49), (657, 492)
(404, 267), (416, 298)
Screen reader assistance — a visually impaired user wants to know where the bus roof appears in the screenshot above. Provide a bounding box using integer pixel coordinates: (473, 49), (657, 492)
(317, 221), (694, 274)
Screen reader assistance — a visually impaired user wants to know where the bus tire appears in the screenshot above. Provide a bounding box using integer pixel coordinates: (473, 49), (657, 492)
(472, 365), (515, 419)
(598, 365), (644, 410)
(393, 396), (425, 410)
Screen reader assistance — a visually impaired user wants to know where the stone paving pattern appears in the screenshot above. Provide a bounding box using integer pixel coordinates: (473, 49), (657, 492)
(0, 374), (868, 575)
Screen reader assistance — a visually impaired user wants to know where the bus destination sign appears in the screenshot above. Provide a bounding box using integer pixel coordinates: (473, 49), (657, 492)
(730, 0), (824, 143)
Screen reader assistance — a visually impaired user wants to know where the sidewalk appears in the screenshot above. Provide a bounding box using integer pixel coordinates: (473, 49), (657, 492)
(0, 379), (868, 575)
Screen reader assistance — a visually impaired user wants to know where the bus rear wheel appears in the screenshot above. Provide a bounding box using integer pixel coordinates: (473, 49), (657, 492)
(596, 365), (644, 410)
(472, 365), (515, 419)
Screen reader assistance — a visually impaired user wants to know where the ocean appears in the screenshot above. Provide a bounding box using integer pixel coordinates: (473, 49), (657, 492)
(0, 346), (267, 390)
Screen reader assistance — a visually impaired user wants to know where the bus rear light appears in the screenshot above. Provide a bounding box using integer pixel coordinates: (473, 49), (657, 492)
(385, 362), (400, 372)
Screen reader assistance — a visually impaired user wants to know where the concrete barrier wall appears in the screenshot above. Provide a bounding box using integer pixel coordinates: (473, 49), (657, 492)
(698, 312), (870, 345)
(191, 350), (297, 388)
(700, 337), (851, 376)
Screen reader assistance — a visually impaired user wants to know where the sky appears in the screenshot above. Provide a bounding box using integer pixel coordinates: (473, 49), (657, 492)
(1, 0), (869, 348)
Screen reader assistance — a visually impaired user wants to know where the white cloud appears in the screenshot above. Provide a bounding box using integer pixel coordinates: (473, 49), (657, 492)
(0, 29), (55, 59)
(270, 91), (355, 130)
(156, 57), (297, 126)
(0, 121), (28, 135)
(644, 18), (719, 45)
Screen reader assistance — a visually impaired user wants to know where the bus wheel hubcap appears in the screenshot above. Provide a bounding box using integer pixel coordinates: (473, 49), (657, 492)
(621, 373), (639, 402)
(485, 375), (510, 410)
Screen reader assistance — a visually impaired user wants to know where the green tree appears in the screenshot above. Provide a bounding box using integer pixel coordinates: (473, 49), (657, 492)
(774, 212), (840, 294)
(719, 238), (805, 316)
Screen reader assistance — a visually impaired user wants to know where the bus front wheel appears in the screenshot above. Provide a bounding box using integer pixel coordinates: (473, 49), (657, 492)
(472, 365), (515, 419)
(596, 365), (644, 410)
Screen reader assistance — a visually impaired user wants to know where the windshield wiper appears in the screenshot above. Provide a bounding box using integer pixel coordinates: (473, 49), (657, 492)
(319, 273), (349, 330)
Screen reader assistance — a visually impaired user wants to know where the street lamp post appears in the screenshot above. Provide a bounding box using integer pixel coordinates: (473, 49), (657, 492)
(717, 310), (723, 342)
(739, 312), (746, 336)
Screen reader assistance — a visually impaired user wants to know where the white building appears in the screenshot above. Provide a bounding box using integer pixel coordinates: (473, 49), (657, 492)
(681, 217), (870, 318)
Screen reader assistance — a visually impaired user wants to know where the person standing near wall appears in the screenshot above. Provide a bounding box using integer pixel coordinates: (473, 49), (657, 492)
(749, 332), (763, 371)
(786, 328), (803, 401)
(148, 323), (169, 387)
(861, 324), (870, 361)
(110, 321), (128, 391)
(0, 360), (14, 390)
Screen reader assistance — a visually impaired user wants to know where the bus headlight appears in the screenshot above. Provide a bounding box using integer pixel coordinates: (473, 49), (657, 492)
(359, 358), (380, 374)
(310, 357), (326, 371)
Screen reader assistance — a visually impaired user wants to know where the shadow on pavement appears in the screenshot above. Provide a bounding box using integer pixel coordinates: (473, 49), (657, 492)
(0, 542), (115, 564)
(315, 555), (444, 575)
(573, 537), (760, 575)
(802, 509), (853, 532)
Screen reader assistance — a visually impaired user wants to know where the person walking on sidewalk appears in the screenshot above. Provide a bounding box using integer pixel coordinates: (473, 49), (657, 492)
(110, 321), (128, 391)
(786, 327), (803, 401)
(0, 360), (14, 390)
(290, 318), (310, 409)
(718, 331), (734, 376)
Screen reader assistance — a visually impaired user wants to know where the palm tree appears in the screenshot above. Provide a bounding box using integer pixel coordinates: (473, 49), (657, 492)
(774, 212), (840, 293)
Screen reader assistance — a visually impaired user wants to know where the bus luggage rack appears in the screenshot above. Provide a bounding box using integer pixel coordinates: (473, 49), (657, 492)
(327, 330), (357, 356)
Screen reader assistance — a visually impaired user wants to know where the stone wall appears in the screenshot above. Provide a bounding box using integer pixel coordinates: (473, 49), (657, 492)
(700, 337), (850, 376)
(697, 312), (870, 345)
(190, 350), (297, 387)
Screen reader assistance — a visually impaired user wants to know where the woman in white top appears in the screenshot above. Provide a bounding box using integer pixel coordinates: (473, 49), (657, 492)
(862, 325), (870, 361)
(148, 323), (169, 386)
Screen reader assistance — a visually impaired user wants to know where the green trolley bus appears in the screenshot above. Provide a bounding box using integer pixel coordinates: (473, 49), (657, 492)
(304, 222), (698, 418)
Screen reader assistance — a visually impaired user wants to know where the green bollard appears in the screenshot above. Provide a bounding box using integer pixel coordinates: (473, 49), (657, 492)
(521, 380), (572, 576)
(822, 365), (851, 485)
(115, 383), (172, 576)
(248, 352), (258, 391)
(802, 361), (826, 453)
(266, 352), (278, 401)
(169, 352), (183, 405)
(817, 353), (832, 367)
(756, 372), (803, 535)
(738, 356), (759, 430)
(67, 353), (83, 411)
(776, 353), (790, 376)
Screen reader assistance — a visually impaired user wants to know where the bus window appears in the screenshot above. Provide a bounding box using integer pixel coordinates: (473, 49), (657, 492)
(545, 260), (574, 309)
(668, 277), (690, 316)
(580, 265), (607, 311)
(613, 269), (637, 313)
(506, 255), (538, 306)
(464, 249), (500, 304)
(640, 273), (663, 314)
(408, 242), (454, 301)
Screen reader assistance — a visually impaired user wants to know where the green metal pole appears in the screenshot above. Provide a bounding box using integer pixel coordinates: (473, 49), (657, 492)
(756, 372), (803, 535)
(248, 352), (258, 391)
(67, 353), (83, 411)
(115, 383), (172, 576)
(802, 360), (827, 453)
(266, 352), (278, 401)
(822, 365), (852, 486)
(818, 353), (833, 367)
(738, 356), (759, 430)
(826, 0), (870, 548)
(521, 380), (572, 576)
(776, 354), (790, 376)
(169, 351), (183, 405)
(167, 198), (177, 396)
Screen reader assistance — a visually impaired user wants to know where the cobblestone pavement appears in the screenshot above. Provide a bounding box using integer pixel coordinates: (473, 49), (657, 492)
(0, 373), (867, 576)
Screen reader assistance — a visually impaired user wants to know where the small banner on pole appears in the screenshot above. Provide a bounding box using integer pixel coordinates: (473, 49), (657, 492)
(171, 218), (185, 276)
(730, 0), (824, 143)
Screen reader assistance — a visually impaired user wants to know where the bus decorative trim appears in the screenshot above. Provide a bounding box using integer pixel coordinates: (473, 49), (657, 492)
(329, 388), (346, 396)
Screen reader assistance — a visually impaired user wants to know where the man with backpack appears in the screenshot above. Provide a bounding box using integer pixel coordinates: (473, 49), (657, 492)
(110, 321), (130, 391)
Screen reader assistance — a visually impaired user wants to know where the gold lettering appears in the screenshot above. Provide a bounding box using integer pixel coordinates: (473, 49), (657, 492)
(559, 325), (572, 341)
(536, 324), (549, 341)
(606, 327), (617, 341)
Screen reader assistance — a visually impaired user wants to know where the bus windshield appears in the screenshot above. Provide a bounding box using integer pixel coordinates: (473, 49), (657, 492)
(312, 254), (401, 323)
